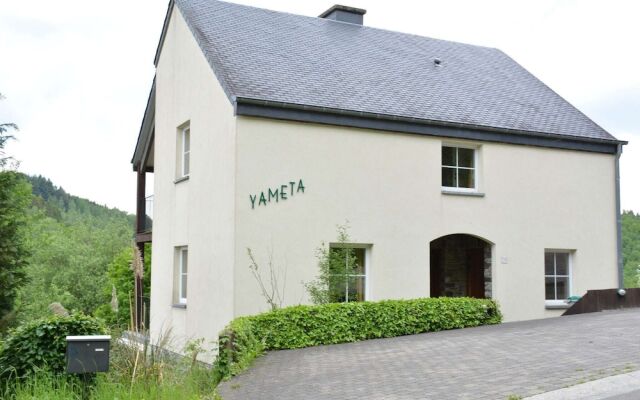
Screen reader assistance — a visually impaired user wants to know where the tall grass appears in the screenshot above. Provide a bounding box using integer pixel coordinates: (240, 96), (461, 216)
(8, 371), (220, 400)
(4, 331), (221, 400)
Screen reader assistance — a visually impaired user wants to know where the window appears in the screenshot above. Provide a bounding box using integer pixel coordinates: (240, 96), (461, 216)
(178, 125), (190, 178)
(176, 247), (188, 304)
(545, 251), (571, 303)
(442, 145), (476, 190)
(328, 246), (368, 303)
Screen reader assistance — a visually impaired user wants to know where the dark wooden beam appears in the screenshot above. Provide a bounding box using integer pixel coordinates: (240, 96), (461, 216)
(136, 170), (146, 234)
(136, 232), (152, 243)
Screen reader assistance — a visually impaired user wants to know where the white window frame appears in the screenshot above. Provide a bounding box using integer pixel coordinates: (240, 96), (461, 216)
(329, 244), (371, 302)
(180, 126), (190, 178)
(441, 144), (478, 193)
(178, 247), (188, 305)
(544, 250), (572, 306)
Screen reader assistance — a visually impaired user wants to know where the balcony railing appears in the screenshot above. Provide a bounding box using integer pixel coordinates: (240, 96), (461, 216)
(144, 195), (153, 232)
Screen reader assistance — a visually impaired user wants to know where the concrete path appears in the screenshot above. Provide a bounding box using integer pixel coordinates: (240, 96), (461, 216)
(525, 370), (640, 400)
(217, 309), (640, 400)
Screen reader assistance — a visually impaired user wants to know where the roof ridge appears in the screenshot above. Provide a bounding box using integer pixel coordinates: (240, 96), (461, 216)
(181, 0), (501, 51)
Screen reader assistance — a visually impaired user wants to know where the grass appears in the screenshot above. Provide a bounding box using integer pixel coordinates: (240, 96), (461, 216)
(2, 333), (223, 400)
(6, 371), (222, 400)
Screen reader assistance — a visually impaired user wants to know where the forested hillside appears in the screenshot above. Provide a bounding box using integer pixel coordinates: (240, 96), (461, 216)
(623, 210), (640, 288)
(11, 175), (136, 325)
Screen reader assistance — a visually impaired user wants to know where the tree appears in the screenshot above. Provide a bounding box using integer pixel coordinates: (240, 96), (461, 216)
(305, 223), (360, 304)
(94, 244), (151, 328)
(0, 94), (31, 330)
(0, 93), (18, 168)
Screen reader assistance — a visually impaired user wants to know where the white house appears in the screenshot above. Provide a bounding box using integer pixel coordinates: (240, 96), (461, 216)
(131, 0), (626, 352)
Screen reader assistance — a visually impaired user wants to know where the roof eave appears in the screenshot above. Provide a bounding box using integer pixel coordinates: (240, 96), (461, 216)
(132, 80), (156, 171)
(234, 97), (626, 154)
(153, 0), (175, 67)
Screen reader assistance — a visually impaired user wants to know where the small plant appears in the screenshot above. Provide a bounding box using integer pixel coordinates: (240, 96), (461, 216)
(184, 338), (206, 370)
(305, 223), (359, 305)
(246, 247), (287, 311)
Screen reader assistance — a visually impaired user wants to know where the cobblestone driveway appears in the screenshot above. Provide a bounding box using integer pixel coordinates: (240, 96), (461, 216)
(217, 309), (640, 400)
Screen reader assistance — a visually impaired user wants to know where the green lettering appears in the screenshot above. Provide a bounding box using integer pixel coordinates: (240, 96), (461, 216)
(259, 192), (267, 206)
(268, 188), (279, 202)
(280, 185), (288, 200)
(289, 181), (296, 196)
(297, 179), (305, 193)
(249, 194), (257, 209)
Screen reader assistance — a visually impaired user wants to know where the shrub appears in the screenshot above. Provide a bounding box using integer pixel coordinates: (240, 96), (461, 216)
(0, 313), (106, 379)
(215, 317), (263, 380)
(217, 297), (501, 379)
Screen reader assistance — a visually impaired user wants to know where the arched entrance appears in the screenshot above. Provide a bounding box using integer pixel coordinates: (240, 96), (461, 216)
(430, 234), (492, 299)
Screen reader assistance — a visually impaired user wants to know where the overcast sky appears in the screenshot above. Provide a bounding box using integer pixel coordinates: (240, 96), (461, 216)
(0, 0), (638, 213)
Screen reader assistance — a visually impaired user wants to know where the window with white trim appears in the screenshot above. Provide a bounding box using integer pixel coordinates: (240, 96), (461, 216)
(176, 246), (188, 304)
(545, 250), (571, 303)
(328, 246), (368, 303)
(178, 125), (190, 178)
(442, 145), (476, 190)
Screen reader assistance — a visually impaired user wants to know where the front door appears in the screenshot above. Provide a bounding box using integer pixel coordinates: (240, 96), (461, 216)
(466, 248), (485, 298)
(430, 249), (442, 297)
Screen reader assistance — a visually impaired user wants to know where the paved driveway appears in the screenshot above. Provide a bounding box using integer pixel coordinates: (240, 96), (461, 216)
(217, 309), (640, 400)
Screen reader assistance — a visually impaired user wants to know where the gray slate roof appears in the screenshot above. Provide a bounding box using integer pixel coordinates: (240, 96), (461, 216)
(173, 0), (617, 142)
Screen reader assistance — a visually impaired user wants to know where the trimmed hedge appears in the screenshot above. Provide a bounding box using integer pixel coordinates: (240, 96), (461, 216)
(0, 314), (106, 379)
(216, 297), (501, 378)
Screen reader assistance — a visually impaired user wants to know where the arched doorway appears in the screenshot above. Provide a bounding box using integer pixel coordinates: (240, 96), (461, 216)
(430, 234), (492, 299)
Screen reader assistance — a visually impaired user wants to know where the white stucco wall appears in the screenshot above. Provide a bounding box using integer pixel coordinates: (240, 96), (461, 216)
(233, 117), (618, 322)
(151, 8), (236, 356)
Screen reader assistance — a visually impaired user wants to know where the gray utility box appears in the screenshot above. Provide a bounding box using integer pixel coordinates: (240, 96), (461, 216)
(66, 335), (111, 373)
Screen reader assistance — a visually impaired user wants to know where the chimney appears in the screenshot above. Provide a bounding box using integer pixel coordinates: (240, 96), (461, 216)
(319, 5), (367, 25)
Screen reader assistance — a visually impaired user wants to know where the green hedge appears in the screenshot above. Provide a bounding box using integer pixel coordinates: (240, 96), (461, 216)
(216, 297), (501, 378)
(0, 314), (106, 379)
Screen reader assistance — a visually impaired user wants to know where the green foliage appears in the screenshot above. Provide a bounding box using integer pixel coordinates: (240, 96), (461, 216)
(94, 245), (151, 328)
(13, 175), (134, 324)
(6, 369), (222, 400)
(305, 223), (361, 304)
(215, 318), (264, 380)
(0, 172), (32, 331)
(622, 211), (640, 288)
(4, 338), (222, 400)
(0, 314), (106, 379)
(217, 297), (501, 379)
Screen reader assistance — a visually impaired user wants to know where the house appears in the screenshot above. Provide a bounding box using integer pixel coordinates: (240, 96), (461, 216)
(131, 0), (626, 352)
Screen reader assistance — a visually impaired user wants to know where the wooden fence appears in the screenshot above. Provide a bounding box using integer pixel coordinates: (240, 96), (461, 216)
(563, 288), (640, 316)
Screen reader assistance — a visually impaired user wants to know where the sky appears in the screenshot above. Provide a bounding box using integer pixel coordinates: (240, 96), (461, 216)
(0, 0), (638, 214)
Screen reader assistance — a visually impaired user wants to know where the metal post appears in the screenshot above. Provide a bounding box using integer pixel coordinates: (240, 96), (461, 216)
(615, 144), (624, 289)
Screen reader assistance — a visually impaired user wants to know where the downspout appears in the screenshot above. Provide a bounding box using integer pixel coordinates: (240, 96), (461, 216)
(615, 143), (624, 289)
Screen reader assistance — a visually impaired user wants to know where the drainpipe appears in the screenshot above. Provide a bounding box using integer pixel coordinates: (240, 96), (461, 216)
(615, 143), (624, 289)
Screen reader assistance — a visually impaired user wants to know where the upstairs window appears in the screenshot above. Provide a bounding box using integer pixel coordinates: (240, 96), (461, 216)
(442, 146), (476, 190)
(177, 124), (190, 179)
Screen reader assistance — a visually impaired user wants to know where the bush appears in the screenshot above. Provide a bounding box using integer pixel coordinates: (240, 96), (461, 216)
(0, 313), (106, 379)
(215, 318), (264, 380)
(217, 297), (501, 379)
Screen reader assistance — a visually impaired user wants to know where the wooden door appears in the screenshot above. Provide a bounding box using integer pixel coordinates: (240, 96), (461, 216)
(430, 249), (442, 297)
(466, 248), (485, 298)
